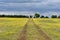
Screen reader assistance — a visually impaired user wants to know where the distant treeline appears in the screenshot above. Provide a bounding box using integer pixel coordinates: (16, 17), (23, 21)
(0, 15), (29, 18)
(34, 13), (60, 18)
(0, 13), (60, 18)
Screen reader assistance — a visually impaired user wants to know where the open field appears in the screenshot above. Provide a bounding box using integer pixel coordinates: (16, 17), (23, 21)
(0, 18), (60, 40)
(33, 18), (60, 40)
(0, 18), (28, 40)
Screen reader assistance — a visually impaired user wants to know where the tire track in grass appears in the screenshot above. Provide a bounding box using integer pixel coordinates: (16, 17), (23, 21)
(17, 18), (52, 40)
(32, 19), (52, 40)
(17, 19), (29, 40)
(27, 19), (41, 40)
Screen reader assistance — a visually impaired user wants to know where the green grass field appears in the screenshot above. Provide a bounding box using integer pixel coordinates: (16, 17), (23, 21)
(0, 18), (28, 40)
(34, 18), (60, 40)
(0, 18), (60, 40)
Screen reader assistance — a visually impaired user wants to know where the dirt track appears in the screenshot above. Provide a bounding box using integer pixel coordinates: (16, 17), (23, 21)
(17, 19), (52, 40)
(32, 19), (52, 40)
(17, 19), (29, 40)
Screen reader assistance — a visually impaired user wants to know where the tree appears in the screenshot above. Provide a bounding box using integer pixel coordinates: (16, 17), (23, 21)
(40, 15), (45, 18)
(51, 15), (57, 18)
(30, 15), (33, 18)
(34, 13), (40, 18)
(45, 16), (49, 18)
(58, 15), (60, 18)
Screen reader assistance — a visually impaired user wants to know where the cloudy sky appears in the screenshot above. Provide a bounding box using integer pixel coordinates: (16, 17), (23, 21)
(0, 0), (60, 16)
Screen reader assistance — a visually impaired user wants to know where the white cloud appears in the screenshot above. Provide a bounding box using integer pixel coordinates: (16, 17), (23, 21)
(48, 0), (60, 3)
(0, 11), (35, 15)
(0, 0), (60, 15)
(0, 0), (60, 8)
(40, 12), (60, 17)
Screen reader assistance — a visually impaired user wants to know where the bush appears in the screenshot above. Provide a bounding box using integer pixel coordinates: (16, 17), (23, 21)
(51, 15), (57, 18)
(34, 13), (40, 18)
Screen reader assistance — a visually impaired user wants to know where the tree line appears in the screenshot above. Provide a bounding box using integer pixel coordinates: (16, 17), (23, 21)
(0, 15), (29, 18)
(34, 13), (60, 18)
(0, 13), (60, 18)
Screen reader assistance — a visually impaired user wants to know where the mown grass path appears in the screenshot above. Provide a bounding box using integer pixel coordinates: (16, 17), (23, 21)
(32, 19), (52, 40)
(17, 18), (52, 40)
(17, 19), (29, 40)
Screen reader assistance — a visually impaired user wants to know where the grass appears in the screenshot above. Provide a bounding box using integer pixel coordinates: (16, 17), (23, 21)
(0, 18), (60, 40)
(26, 19), (44, 40)
(33, 18), (60, 40)
(0, 18), (28, 40)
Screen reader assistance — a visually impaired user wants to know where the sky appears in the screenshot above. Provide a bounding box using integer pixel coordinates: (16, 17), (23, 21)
(0, 0), (60, 16)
